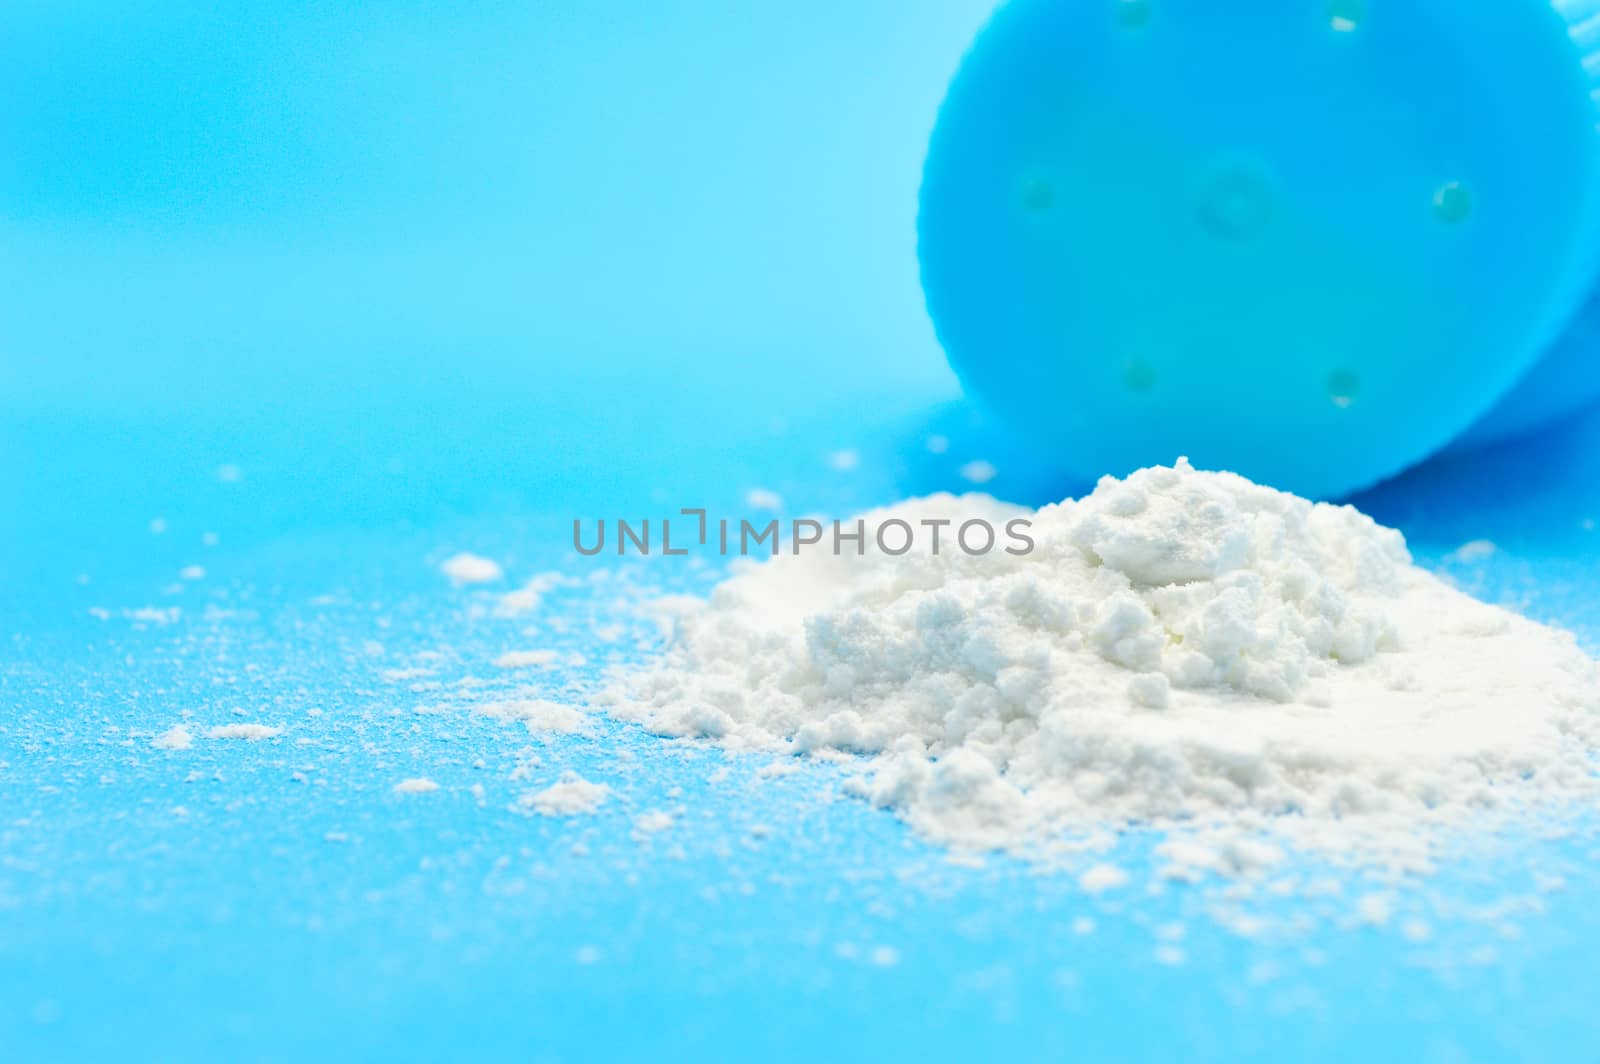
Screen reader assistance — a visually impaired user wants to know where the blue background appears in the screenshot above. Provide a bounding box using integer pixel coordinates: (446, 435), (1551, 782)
(4, 3), (1600, 1061)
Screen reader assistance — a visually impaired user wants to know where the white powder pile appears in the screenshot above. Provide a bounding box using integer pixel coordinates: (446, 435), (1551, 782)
(607, 460), (1600, 872)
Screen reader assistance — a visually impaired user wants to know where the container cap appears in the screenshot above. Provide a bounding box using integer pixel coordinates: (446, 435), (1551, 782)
(919, 0), (1600, 497)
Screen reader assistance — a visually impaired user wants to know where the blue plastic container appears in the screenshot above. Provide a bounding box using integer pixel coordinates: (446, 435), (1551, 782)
(919, 0), (1600, 498)
(1457, 286), (1600, 450)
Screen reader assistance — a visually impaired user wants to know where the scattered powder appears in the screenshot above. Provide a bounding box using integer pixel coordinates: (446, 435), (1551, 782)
(746, 488), (784, 511)
(827, 450), (860, 472)
(179, 565), (205, 581)
(393, 778), (440, 795)
(1402, 919), (1433, 943)
(1154, 945), (1187, 967)
(107, 607), (181, 626)
(1450, 539), (1498, 564)
(607, 459), (1600, 875)
(207, 724), (282, 741)
(959, 459), (999, 485)
(1357, 893), (1394, 927)
(383, 667), (437, 685)
(1156, 922), (1187, 942)
(151, 725), (193, 751)
(634, 810), (675, 834)
(441, 552), (504, 585)
(521, 772), (611, 816)
(475, 698), (587, 734)
(495, 573), (570, 618)
(868, 945), (901, 967)
(494, 650), (559, 669)
(1079, 863), (1131, 894)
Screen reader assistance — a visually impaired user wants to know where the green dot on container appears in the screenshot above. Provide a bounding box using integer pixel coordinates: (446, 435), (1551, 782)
(1433, 182), (1472, 224)
(1328, 0), (1365, 33)
(1117, 0), (1152, 31)
(1020, 176), (1055, 215)
(1123, 358), (1157, 394)
(1328, 369), (1361, 408)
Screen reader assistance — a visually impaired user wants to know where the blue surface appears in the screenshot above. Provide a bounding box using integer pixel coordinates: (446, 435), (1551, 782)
(5, 4), (1600, 1061)
(6, 394), (1600, 1063)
